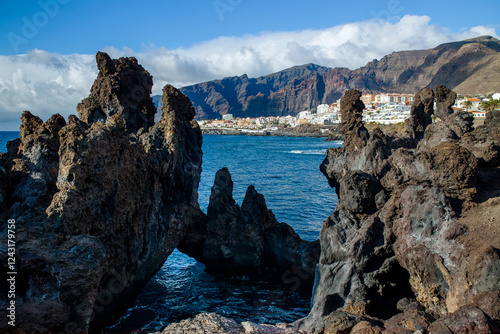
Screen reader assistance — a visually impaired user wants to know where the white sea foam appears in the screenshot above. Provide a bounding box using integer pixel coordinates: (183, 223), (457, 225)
(289, 149), (326, 155)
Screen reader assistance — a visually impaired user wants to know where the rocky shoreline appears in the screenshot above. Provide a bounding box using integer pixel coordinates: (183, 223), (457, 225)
(1, 53), (499, 334)
(202, 124), (343, 140)
(201, 123), (408, 142)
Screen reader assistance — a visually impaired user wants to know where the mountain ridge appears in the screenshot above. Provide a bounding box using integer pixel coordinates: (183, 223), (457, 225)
(169, 36), (500, 120)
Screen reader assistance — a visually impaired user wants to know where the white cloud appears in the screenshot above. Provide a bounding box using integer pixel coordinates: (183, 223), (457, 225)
(0, 50), (96, 129)
(0, 15), (498, 130)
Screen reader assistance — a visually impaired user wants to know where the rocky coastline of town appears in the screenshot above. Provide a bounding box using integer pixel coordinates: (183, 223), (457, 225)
(1, 52), (499, 334)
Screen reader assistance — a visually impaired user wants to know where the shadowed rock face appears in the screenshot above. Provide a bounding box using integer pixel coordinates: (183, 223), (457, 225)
(179, 167), (319, 289)
(296, 87), (500, 332)
(0, 53), (203, 333)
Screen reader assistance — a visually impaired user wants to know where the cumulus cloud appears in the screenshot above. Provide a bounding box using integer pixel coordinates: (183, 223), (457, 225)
(0, 50), (96, 129)
(0, 15), (498, 129)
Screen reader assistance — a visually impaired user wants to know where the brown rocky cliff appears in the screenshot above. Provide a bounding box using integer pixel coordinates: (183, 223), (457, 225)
(0, 53), (203, 333)
(179, 36), (500, 120)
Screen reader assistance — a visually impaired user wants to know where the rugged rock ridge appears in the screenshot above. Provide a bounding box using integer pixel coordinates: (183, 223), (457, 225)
(295, 86), (500, 333)
(77, 51), (157, 133)
(179, 36), (500, 120)
(179, 167), (319, 288)
(0, 53), (203, 333)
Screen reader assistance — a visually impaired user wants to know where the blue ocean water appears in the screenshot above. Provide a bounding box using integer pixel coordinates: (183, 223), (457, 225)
(0, 132), (19, 153)
(0, 132), (341, 333)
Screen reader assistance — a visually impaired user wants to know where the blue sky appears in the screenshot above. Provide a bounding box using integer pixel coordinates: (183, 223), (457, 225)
(0, 0), (499, 130)
(1, 0), (499, 55)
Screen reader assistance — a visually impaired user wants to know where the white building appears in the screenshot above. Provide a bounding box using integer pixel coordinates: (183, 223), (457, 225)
(492, 93), (500, 100)
(222, 114), (234, 121)
(380, 103), (411, 112)
(470, 111), (487, 118)
(455, 98), (482, 110)
(298, 111), (313, 119)
(317, 104), (330, 115)
(375, 93), (414, 104)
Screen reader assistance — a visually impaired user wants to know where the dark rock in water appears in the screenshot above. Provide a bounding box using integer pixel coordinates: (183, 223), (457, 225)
(179, 167), (319, 289)
(0, 53), (203, 333)
(77, 51), (156, 133)
(296, 87), (500, 333)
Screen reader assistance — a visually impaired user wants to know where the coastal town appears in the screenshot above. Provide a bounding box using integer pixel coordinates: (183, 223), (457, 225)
(200, 92), (500, 131)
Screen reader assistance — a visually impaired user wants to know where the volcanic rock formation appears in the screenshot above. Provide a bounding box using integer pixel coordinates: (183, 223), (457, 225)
(179, 167), (320, 288)
(77, 51), (157, 133)
(0, 53), (204, 333)
(295, 86), (500, 333)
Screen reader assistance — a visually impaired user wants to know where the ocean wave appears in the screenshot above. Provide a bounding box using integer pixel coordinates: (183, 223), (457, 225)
(289, 149), (326, 155)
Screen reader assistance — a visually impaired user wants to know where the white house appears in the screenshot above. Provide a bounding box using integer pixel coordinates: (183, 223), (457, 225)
(317, 104), (330, 115)
(222, 113), (233, 121)
(470, 111), (486, 118)
(298, 111), (313, 119)
(492, 93), (500, 100)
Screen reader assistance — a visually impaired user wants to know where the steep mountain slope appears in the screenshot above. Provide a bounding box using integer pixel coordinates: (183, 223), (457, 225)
(180, 63), (332, 119)
(177, 36), (500, 120)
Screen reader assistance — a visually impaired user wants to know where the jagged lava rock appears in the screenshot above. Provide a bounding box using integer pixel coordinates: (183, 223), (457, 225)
(433, 84), (457, 120)
(297, 87), (500, 333)
(339, 90), (369, 153)
(179, 167), (319, 288)
(404, 87), (434, 142)
(0, 53), (203, 333)
(77, 51), (156, 133)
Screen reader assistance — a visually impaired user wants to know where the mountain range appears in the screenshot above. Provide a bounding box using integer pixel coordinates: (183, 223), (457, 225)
(156, 36), (500, 120)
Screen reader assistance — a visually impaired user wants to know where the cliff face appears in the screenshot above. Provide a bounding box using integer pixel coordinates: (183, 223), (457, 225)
(0, 53), (203, 333)
(295, 86), (500, 333)
(179, 36), (500, 120)
(181, 64), (332, 120)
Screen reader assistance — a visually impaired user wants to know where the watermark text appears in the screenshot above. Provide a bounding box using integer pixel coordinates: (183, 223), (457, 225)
(7, 0), (71, 53)
(6, 219), (17, 327)
(213, 0), (243, 21)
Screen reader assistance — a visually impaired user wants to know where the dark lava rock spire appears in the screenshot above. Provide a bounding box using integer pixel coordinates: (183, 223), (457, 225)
(434, 84), (458, 119)
(77, 51), (156, 133)
(404, 87), (434, 142)
(0, 53), (203, 333)
(340, 89), (369, 153)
